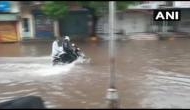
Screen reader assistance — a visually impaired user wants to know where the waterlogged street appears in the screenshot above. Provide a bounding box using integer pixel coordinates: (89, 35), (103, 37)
(1, 39), (190, 108)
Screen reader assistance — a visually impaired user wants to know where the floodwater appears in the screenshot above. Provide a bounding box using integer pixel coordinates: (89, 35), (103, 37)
(1, 39), (190, 108)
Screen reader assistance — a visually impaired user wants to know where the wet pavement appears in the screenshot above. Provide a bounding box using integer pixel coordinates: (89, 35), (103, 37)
(0, 39), (190, 108)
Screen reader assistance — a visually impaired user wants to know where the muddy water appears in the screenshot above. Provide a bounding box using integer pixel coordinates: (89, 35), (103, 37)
(0, 39), (190, 108)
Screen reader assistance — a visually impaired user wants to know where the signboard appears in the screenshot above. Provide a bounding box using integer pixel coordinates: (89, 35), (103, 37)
(0, 14), (18, 21)
(0, 1), (11, 12)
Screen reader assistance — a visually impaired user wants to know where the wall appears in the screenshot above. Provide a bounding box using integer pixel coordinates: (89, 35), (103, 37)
(20, 6), (58, 39)
(176, 9), (190, 33)
(96, 12), (151, 35)
(96, 13), (121, 34)
(128, 1), (166, 9)
(173, 1), (190, 8)
(121, 13), (150, 34)
(11, 2), (20, 13)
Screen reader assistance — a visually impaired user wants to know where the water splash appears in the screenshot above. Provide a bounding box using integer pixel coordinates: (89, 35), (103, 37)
(35, 62), (76, 77)
(0, 56), (90, 80)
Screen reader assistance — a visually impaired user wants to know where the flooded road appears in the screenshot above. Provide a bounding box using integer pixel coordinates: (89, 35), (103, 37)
(0, 39), (190, 108)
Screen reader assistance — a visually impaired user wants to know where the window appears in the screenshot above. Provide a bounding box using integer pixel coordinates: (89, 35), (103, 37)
(22, 18), (29, 32)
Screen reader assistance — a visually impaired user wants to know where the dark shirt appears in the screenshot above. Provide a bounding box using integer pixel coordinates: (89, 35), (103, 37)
(63, 40), (72, 54)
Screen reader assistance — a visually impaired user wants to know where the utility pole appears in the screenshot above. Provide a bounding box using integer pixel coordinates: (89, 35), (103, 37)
(106, 1), (119, 109)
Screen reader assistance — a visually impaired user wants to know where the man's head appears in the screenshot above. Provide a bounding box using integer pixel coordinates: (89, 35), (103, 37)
(64, 36), (70, 41)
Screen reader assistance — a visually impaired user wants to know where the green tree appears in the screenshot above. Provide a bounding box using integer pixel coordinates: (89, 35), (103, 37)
(42, 1), (69, 20)
(42, 1), (140, 36)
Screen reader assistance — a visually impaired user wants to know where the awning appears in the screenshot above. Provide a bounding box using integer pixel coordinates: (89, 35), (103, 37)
(0, 13), (19, 21)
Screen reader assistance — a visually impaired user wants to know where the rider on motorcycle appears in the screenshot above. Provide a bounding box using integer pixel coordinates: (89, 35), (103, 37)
(52, 36), (87, 65)
(62, 36), (77, 63)
(51, 37), (66, 64)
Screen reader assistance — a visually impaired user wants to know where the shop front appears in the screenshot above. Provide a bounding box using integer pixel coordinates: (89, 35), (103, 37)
(0, 1), (20, 42)
(0, 14), (20, 43)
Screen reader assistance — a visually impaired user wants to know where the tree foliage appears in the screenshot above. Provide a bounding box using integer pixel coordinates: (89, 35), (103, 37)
(42, 1), (140, 19)
(42, 1), (69, 20)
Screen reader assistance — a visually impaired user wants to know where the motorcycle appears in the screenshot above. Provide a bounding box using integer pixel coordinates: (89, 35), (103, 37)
(52, 52), (90, 66)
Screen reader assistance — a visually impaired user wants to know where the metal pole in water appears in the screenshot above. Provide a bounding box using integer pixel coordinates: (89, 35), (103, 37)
(106, 1), (119, 109)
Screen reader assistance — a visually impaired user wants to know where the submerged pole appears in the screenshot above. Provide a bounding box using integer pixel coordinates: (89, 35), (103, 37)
(106, 1), (119, 109)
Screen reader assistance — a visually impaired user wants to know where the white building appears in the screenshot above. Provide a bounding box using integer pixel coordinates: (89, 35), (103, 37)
(96, 1), (190, 38)
(96, 10), (152, 35)
(128, 1), (166, 9)
(172, 1), (190, 34)
(96, 1), (166, 37)
(173, 1), (190, 8)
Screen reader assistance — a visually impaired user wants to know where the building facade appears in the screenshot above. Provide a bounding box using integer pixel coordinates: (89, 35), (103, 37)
(19, 1), (58, 40)
(96, 1), (190, 36)
(0, 1), (59, 43)
(2, 1), (190, 42)
(127, 1), (190, 34)
(0, 1), (20, 42)
(0, 1), (93, 42)
(96, 10), (152, 36)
